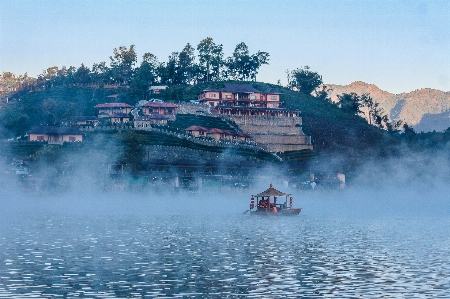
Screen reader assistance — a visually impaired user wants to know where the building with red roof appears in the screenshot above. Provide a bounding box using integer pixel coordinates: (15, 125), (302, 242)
(142, 102), (179, 118)
(185, 126), (209, 137)
(94, 102), (133, 123)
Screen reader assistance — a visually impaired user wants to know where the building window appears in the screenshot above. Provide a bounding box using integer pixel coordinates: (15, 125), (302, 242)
(225, 95), (231, 99)
(210, 93), (216, 98)
(69, 136), (76, 142)
(270, 95), (277, 100)
(37, 135), (45, 141)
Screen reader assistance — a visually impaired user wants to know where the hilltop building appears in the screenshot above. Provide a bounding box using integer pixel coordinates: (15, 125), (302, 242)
(198, 83), (281, 109)
(197, 83), (313, 152)
(141, 102), (178, 119)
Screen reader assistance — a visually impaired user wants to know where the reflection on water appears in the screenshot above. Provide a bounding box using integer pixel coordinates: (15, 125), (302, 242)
(0, 194), (449, 298)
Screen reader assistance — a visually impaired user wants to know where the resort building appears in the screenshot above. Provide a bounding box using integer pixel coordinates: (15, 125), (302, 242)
(28, 126), (83, 144)
(185, 126), (209, 137)
(94, 102), (133, 123)
(141, 102), (178, 120)
(134, 115), (170, 130)
(198, 84), (282, 109)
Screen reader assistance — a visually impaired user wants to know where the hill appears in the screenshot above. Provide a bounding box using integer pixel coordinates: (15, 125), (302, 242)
(3, 81), (441, 176)
(326, 81), (450, 132)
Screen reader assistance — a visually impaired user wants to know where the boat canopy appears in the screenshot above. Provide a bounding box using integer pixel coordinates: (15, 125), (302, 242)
(253, 183), (291, 197)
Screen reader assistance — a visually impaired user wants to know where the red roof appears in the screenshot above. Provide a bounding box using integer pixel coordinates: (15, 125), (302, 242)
(253, 183), (291, 197)
(185, 126), (208, 131)
(94, 103), (133, 108)
(223, 130), (236, 136)
(143, 102), (179, 108)
(207, 128), (224, 134)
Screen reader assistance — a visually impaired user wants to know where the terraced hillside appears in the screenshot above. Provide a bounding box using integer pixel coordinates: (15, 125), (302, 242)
(165, 114), (236, 132)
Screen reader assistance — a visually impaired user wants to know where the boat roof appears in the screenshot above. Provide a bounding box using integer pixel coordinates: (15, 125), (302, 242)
(253, 183), (291, 197)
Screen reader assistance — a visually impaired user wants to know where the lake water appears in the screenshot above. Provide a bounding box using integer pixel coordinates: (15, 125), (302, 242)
(1, 189), (449, 298)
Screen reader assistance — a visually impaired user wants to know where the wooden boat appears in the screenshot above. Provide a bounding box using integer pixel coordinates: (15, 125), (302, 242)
(248, 183), (301, 215)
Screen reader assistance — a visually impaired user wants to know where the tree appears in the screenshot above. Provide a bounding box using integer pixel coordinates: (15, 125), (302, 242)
(289, 66), (323, 95)
(251, 50), (270, 81)
(196, 37), (224, 82)
(337, 92), (363, 115)
(73, 64), (91, 85)
(119, 131), (145, 173)
(226, 42), (252, 80)
(110, 45), (137, 85)
(130, 53), (159, 101)
(177, 43), (196, 84)
(225, 42), (269, 81)
(92, 62), (111, 85)
(359, 93), (379, 125)
(314, 85), (332, 102)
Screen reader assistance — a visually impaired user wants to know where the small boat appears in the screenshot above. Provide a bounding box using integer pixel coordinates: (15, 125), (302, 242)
(248, 183), (301, 215)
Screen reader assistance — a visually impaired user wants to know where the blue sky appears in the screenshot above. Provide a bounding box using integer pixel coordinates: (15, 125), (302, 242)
(1, 0), (449, 93)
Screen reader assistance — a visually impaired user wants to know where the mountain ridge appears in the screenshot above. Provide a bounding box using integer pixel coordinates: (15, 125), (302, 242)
(325, 81), (450, 132)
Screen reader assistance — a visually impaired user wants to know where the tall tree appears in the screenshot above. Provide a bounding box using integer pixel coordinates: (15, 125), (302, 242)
(226, 42), (269, 81)
(227, 42), (252, 80)
(92, 62), (111, 85)
(159, 52), (179, 85)
(251, 50), (269, 81)
(197, 37), (224, 82)
(177, 43), (196, 84)
(130, 53), (159, 100)
(110, 45), (137, 85)
(289, 66), (323, 95)
(73, 64), (91, 85)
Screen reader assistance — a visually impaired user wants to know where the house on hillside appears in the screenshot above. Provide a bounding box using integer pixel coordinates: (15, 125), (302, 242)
(185, 126), (208, 137)
(28, 126), (83, 144)
(222, 130), (252, 142)
(94, 102), (133, 123)
(134, 115), (170, 130)
(142, 102), (178, 119)
(206, 128), (225, 141)
(198, 84), (282, 109)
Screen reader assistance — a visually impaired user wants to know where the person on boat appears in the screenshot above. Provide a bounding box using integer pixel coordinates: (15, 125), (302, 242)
(258, 199), (265, 209)
(265, 198), (270, 209)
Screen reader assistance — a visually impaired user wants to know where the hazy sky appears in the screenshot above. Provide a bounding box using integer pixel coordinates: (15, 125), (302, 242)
(1, 0), (449, 93)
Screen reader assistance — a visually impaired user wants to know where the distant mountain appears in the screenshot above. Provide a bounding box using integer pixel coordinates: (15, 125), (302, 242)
(325, 81), (450, 132)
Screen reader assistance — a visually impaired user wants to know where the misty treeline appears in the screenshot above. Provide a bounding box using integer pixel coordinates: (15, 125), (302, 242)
(1, 38), (269, 100)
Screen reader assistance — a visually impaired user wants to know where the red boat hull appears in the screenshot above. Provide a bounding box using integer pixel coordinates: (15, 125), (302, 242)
(250, 208), (301, 215)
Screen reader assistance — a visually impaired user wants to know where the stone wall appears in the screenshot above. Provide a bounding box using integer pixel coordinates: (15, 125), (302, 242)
(252, 135), (310, 145)
(221, 115), (312, 153)
(225, 115), (302, 127)
(264, 144), (313, 152)
(241, 125), (300, 135)
(177, 103), (212, 115)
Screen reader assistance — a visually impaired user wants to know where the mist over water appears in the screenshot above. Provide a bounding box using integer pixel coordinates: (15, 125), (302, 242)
(1, 191), (449, 297)
(1, 150), (449, 298)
